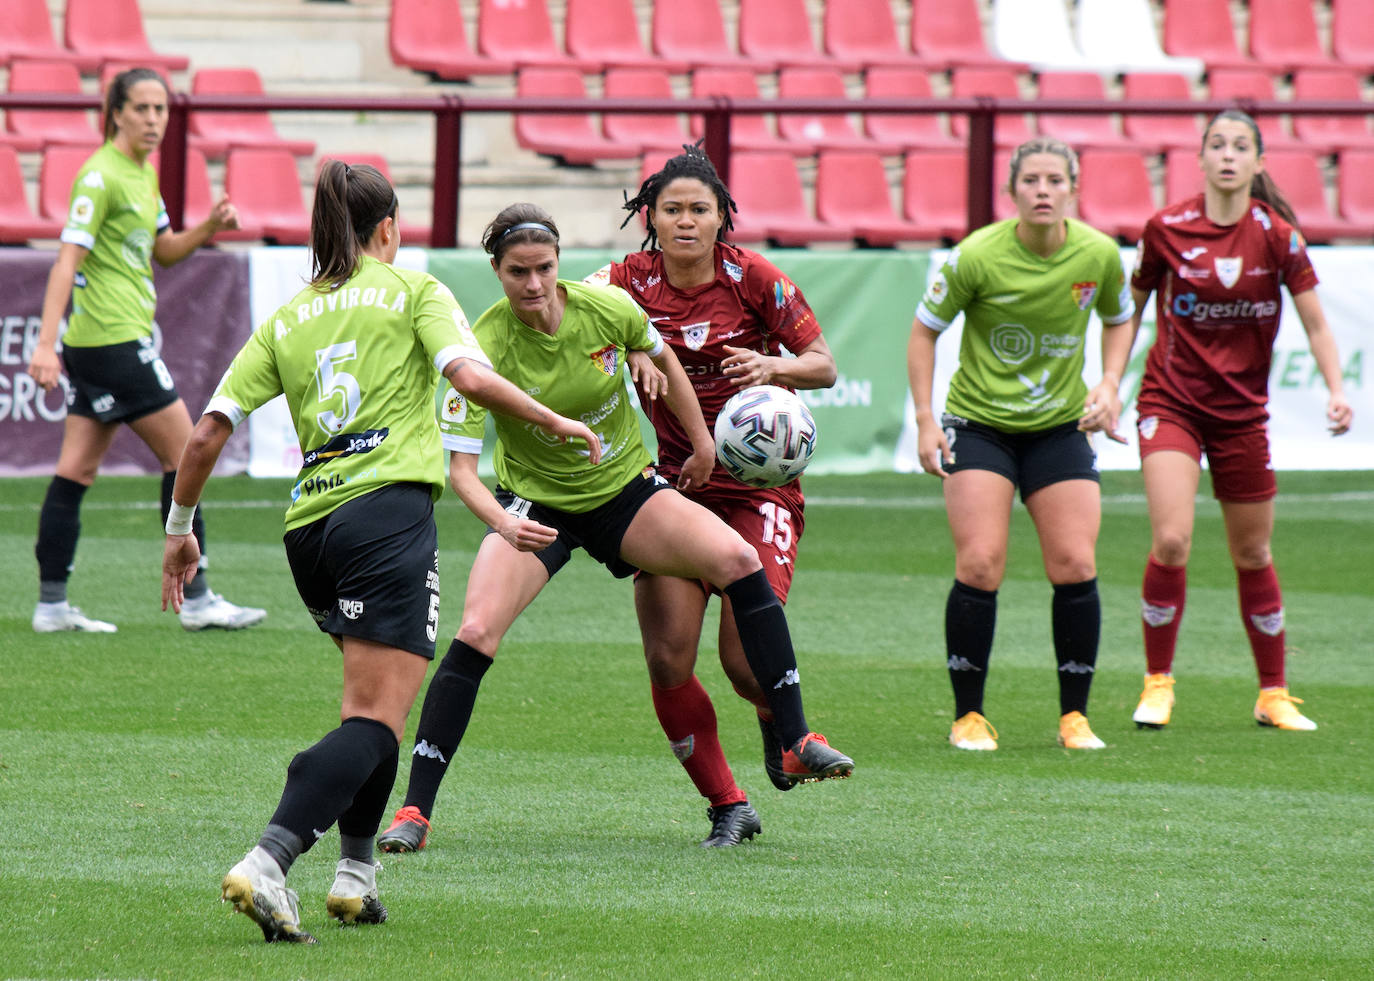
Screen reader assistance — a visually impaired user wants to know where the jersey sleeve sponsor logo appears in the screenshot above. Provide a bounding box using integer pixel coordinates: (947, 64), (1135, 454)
(1214, 257), (1242, 289)
(989, 323), (1034, 366)
(70, 195), (95, 225)
(1071, 281), (1097, 310)
(773, 278), (796, 309)
(722, 258), (743, 282)
(299, 428), (390, 470)
(590, 344), (620, 376)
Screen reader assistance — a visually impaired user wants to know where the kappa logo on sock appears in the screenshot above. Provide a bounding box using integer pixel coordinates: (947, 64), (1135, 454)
(947, 655), (983, 672)
(772, 669), (800, 690)
(669, 735), (694, 762)
(1058, 661), (1096, 675)
(1249, 609), (1285, 637)
(1141, 600), (1177, 627)
(412, 739), (447, 763)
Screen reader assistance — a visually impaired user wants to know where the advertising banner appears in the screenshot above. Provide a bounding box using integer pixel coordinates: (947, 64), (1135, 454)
(0, 249), (252, 476)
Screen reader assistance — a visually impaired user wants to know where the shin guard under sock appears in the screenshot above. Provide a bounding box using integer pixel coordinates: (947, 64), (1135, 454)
(946, 579), (996, 719)
(403, 639), (493, 817)
(651, 677), (746, 807)
(723, 569), (807, 746)
(1052, 578), (1100, 716)
(35, 475), (87, 594)
(1237, 564), (1286, 689)
(1142, 556), (1186, 675)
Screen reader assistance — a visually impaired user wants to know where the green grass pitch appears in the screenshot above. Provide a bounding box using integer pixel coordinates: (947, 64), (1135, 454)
(0, 471), (1370, 980)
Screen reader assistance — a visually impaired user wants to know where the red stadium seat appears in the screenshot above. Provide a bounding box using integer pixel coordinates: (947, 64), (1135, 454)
(477, 0), (599, 72)
(0, 145), (62, 242)
(64, 0), (190, 73)
(0, 0), (102, 72)
(39, 144), (100, 224)
(1332, 0), (1374, 75)
(189, 68), (317, 160)
(1258, 150), (1359, 243)
(949, 67), (1035, 148)
(1208, 69), (1306, 151)
(514, 67), (641, 164)
(1163, 148), (1203, 204)
(1248, 0), (1339, 74)
(602, 68), (690, 154)
(1336, 150), (1374, 233)
(1290, 70), (1374, 151)
(1036, 72), (1134, 151)
(823, 0), (936, 70)
(651, 0), (771, 72)
(864, 67), (961, 151)
(388, 0), (514, 80)
(224, 147), (311, 245)
(313, 153), (431, 246)
(7, 61), (103, 148)
(1162, 0), (1260, 73)
(181, 146), (261, 241)
(776, 68), (903, 154)
(1076, 149), (1157, 243)
(566, 0), (687, 73)
(816, 150), (940, 246)
(738, 0), (860, 72)
(1121, 73), (1203, 153)
(910, 0), (1011, 70)
(902, 150), (970, 242)
(690, 68), (803, 155)
(728, 151), (853, 246)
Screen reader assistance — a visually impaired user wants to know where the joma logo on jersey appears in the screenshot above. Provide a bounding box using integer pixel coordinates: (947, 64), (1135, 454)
(1071, 281), (1097, 310)
(338, 599), (364, 620)
(590, 345), (619, 376)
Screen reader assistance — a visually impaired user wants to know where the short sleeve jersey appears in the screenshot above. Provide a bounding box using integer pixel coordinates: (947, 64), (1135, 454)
(438, 280), (662, 513)
(916, 218), (1134, 432)
(1132, 195), (1319, 423)
(206, 255), (489, 530)
(60, 142), (171, 348)
(592, 242), (822, 492)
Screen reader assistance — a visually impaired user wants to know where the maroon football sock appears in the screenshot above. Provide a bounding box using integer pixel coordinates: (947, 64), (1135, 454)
(651, 677), (747, 808)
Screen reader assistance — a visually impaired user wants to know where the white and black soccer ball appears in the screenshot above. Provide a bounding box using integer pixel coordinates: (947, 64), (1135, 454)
(713, 385), (817, 489)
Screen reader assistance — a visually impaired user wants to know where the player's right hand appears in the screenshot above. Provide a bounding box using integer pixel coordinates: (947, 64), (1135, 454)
(27, 345), (63, 392)
(917, 421), (950, 478)
(499, 516), (559, 553)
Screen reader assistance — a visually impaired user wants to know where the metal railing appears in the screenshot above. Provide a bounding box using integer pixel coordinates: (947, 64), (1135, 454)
(2, 90), (1369, 247)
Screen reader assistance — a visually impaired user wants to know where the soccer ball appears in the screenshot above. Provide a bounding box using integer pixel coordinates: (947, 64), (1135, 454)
(713, 385), (817, 489)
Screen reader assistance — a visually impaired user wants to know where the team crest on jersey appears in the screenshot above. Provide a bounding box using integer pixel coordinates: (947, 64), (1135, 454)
(1071, 281), (1097, 310)
(722, 259), (743, 282)
(773, 278), (796, 309)
(584, 264), (612, 286)
(925, 271), (948, 306)
(590, 344), (619, 376)
(441, 386), (467, 423)
(1138, 415), (1159, 440)
(1214, 257), (1242, 289)
(681, 321), (710, 351)
(70, 195), (94, 225)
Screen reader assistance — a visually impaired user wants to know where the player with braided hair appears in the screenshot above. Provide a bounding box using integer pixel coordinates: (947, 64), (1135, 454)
(586, 143), (849, 846)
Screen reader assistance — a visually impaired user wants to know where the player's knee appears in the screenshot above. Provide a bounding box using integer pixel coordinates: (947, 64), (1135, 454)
(644, 644), (695, 688)
(955, 552), (1004, 592)
(1048, 554), (1096, 584)
(1230, 540), (1272, 569)
(456, 619), (502, 657)
(1153, 530), (1191, 566)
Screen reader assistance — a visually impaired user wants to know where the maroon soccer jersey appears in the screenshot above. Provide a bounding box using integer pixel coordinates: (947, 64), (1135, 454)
(607, 242), (822, 491)
(1132, 195), (1319, 423)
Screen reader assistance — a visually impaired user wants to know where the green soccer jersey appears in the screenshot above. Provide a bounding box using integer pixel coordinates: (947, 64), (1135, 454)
(60, 142), (169, 348)
(207, 255), (489, 530)
(915, 218), (1134, 432)
(438, 280), (662, 513)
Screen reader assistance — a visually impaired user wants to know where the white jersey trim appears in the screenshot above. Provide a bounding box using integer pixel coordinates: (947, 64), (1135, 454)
(441, 433), (484, 455)
(61, 228), (95, 250)
(915, 304), (951, 332)
(434, 346), (492, 373)
(203, 395), (247, 430)
(643, 323), (664, 357)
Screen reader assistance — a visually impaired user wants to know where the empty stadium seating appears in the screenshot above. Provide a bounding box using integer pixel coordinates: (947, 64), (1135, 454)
(1291, 70), (1374, 151)
(1208, 69), (1306, 151)
(64, 0), (190, 73)
(816, 150), (940, 246)
(476, 0), (599, 72)
(1075, 0), (1203, 78)
(690, 68), (802, 155)
(1336, 150), (1374, 232)
(39, 145), (98, 226)
(0, 145), (61, 243)
(737, 0), (860, 72)
(1248, 0), (1340, 74)
(1163, 0), (1263, 73)
(948, 67), (1035, 148)
(652, 0), (772, 72)
(1260, 150), (1359, 243)
(1163, 147), (1203, 204)
(823, 0), (938, 70)
(1121, 73), (1204, 153)
(224, 148), (311, 245)
(313, 153), (431, 246)
(991, 0), (1116, 73)
(1036, 73), (1134, 151)
(189, 68), (316, 160)
(1076, 149), (1157, 243)
(388, 0), (514, 81)
(728, 151), (853, 246)
(902, 151), (970, 243)
(601, 68), (690, 155)
(910, 0), (1011, 70)
(566, 0), (688, 73)
(1331, 0), (1374, 75)
(514, 67), (641, 164)
(0, 0), (102, 72)
(7, 61), (103, 148)
(776, 68), (903, 154)
(182, 146), (262, 241)
(864, 67), (962, 151)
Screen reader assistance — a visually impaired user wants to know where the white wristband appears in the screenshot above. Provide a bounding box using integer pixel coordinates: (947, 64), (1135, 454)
(165, 501), (197, 536)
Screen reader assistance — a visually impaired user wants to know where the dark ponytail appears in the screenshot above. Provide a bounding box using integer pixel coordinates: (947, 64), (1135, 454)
(102, 67), (167, 141)
(309, 160), (398, 289)
(1203, 109), (1300, 228)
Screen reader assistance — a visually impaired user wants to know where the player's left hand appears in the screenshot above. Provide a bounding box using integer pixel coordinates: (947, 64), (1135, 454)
(721, 345), (776, 387)
(1078, 380), (1126, 444)
(161, 534), (202, 613)
(627, 349), (667, 401)
(1327, 393), (1353, 435)
(209, 196), (240, 231)
(678, 443), (715, 491)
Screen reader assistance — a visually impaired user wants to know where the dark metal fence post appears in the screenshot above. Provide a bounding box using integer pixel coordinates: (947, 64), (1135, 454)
(967, 99), (996, 233)
(432, 96), (462, 248)
(703, 97), (732, 189)
(161, 93), (189, 232)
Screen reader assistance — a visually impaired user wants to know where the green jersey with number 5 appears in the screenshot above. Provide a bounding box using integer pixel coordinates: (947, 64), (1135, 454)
(206, 255), (490, 529)
(915, 218), (1134, 432)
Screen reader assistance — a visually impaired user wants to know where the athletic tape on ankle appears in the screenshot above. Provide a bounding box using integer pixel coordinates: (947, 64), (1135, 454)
(165, 501), (197, 536)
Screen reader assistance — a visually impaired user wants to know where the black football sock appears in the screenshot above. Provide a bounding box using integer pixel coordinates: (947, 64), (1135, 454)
(1052, 578), (1101, 716)
(946, 579), (997, 719)
(35, 475), (87, 600)
(724, 569), (808, 746)
(161, 470), (209, 600)
(403, 639), (493, 818)
(338, 740), (399, 864)
(262, 717), (398, 869)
